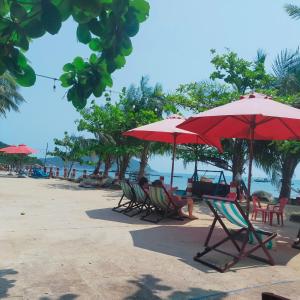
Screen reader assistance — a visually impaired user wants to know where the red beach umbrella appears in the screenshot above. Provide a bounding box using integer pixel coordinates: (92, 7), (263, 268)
(123, 114), (222, 187)
(178, 92), (300, 211)
(0, 144), (37, 155)
(0, 145), (17, 153)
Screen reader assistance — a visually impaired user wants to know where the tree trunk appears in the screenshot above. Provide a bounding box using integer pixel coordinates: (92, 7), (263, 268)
(279, 156), (298, 199)
(104, 156), (113, 177)
(93, 158), (102, 175)
(119, 154), (131, 180)
(231, 139), (245, 181)
(138, 143), (150, 179)
(67, 162), (74, 177)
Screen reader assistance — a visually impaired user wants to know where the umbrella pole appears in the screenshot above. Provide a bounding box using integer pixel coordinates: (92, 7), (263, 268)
(247, 126), (254, 214)
(170, 135), (177, 187)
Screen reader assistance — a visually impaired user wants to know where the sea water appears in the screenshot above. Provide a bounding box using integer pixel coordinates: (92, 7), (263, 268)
(51, 165), (300, 199)
(148, 172), (300, 199)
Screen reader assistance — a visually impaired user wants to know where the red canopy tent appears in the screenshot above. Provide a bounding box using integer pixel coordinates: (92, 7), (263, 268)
(178, 92), (300, 211)
(123, 114), (222, 187)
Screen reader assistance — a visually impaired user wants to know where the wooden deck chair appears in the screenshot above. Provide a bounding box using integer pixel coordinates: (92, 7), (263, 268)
(112, 180), (136, 213)
(124, 183), (150, 217)
(142, 185), (185, 223)
(194, 195), (277, 273)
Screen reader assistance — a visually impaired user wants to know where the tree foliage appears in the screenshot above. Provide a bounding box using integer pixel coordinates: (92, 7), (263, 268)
(0, 0), (150, 109)
(0, 72), (25, 117)
(48, 131), (86, 175)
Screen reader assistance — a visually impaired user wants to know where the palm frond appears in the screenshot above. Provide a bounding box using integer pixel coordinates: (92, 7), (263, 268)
(285, 4), (300, 19)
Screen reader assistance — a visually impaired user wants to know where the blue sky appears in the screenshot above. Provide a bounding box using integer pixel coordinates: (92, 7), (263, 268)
(2, 0), (300, 176)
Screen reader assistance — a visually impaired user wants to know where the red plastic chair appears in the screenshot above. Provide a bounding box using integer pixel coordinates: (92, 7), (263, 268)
(267, 198), (288, 226)
(251, 196), (268, 222)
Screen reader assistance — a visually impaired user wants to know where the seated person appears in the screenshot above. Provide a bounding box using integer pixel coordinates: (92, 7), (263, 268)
(152, 179), (198, 220)
(139, 176), (149, 190)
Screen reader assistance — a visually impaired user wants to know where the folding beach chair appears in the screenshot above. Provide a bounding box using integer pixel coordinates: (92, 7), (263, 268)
(142, 185), (185, 223)
(112, 180), (136, 213)
(124, 182), (150, 217)
(194, 195), (277, 273)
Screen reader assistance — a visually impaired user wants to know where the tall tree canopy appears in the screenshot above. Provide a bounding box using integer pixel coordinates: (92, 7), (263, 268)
(0, 0), (149, 109)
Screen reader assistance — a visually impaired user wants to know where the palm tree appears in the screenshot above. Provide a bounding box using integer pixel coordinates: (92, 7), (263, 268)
(254, 49), (300, 198)
(285, 4), (300, 19)
(0, 72), (25, 117)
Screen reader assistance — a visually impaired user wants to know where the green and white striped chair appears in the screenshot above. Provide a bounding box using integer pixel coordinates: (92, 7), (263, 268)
(194, 195), (277, 273)
(124, 183), (150, 217)
(142, 185), (184, 223)
(112, 180), (136, 213)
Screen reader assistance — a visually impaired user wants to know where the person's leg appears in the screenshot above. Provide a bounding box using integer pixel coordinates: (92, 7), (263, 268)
(187, 198), (198, 219)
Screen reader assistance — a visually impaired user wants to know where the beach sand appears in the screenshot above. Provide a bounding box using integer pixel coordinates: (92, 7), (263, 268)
(0, 176), (300, 299)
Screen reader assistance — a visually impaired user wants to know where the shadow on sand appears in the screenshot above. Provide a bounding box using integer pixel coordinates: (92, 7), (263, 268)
(129, 225), (300, 273)
(125, 274), (228, 299)
(0, 269), (18, 299)
(86, 207), (191, 226)
(40, 294), (79, 300)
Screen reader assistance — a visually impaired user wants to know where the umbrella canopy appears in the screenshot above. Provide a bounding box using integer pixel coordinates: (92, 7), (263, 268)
(0, 144), (37, 155)
(178, 93), (300, 211)
(0, 145), (17, 153)
(123, 114), (222, 186)
(178, 93), (300, 140)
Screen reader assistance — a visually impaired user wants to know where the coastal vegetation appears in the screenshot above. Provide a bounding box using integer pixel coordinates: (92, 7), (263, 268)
(2, 2), (300, 199)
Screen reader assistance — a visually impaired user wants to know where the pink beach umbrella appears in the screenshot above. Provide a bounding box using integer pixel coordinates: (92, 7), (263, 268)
(123, 114), (222, 187)
(178, 92), (300, 211)
(0, 144), (37, 155)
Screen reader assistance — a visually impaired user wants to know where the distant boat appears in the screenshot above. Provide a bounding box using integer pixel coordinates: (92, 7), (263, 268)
(254, 177), (270, 183)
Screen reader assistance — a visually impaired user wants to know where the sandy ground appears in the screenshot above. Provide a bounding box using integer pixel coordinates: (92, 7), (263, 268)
(0, 176), (300, 300)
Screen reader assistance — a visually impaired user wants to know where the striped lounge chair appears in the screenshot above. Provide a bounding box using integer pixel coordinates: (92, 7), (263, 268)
(194, 195), (277, 273)
(124, 182), (150, 217)
(112, 180), (136, 213)
(142, 185), (185, 223)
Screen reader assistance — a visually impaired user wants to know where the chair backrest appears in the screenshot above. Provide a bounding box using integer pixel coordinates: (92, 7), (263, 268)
(131, 183), (147, 203)
(278, 197), (288, 211)
(120, 180), (134, 201)
(203, 195), (249, 229)
(148, 185), (174, 210)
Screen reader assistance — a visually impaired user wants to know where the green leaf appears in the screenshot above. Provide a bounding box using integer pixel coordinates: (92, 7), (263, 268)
(89, 38), (102, 51)
(41, 0), (62, 35)
(73, 56), (85, 71)
(67, 85), (87, 109)
(10, 2), (27, 20)
(89, 53), (98, 64)
(23, 19), (45, 38)
(56, 0), (72, 21)
(63, 63), (75, 72)
(15, 32), (29, 50)
(114, 55), (126, 69)
(17, 52), (27, 68)
(76, 24), (91, 44)
(130, 0), (150, 22)
(93, 81), (105, 97)
(124, 11), (139, 37)
(15, 65), (36, 87)
(60, 72), (74, 87)
(88, 18), (102, 36)
(120, 37), (133, 56)
(0, 0), (10, 16)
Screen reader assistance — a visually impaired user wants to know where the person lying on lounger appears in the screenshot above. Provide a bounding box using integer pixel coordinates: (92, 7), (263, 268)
(152, 179), (198, 220)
